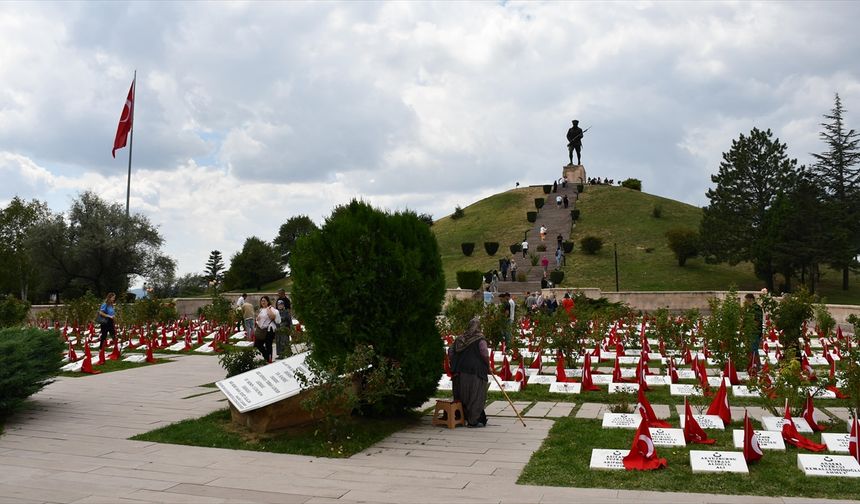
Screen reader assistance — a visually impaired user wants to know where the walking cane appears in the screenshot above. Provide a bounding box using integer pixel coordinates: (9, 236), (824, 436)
(490, 370), (527, 427)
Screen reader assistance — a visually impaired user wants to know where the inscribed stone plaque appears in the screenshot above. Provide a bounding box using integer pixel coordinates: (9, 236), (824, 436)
(528, 374), (556, 384)
(690, 451), (748, 473)
(707, 377), (731, 387)
(679, 414), (725, 429)
(732, 386), (761, 397)
(617, 356), (638, 365)
(619, 367), (636, 378)
(645, 375), (669, 386)
(217, 352), (315, 413)
(761, 416), (813, 433)
(670, 384), (703, 396)
(166, 341), (187, 351)
(488, 380), (521, 392)
(811, 388), (837, 399)
(821, 433), (850, 453)
(676, 369), (696, 380)
(549, 382), (581, 394)
(589, 449), (626, 470)
(732, 430), (786, 450)
(591, 374), (614, 384)
(600, 351), (617, 360)
(194, 343), (216, 353)
(233, 340), (254, 347)
(608, 383), (639, 394)
(437, 377), (452, 391)
(650, 428), (686, 447)
(602, 412), (642, 429)
(797, 454), (860, 478)
(808, 356), (829, 366)
(122, 354), (147, 363)
(564, 368), (583, 378)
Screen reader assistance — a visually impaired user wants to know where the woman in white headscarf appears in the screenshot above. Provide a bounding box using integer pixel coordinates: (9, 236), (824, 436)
(448, 317), (490, 427)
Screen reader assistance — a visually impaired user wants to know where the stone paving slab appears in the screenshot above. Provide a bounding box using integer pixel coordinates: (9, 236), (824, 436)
(823, 407), (851, 422)
(576, 402), (608, 419)
(546, 402), (575, 418)
(0, 354), (851, 504)
(524, 401), (556, 417)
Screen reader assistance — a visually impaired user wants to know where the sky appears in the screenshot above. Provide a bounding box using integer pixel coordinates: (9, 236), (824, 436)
(2, 1), (860, 282)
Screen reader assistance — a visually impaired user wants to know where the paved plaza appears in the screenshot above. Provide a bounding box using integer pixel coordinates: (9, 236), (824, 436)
(0, 356), (855, 504)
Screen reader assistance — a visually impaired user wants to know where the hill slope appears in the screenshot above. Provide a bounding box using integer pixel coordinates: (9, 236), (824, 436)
(433, 184), (860, 304)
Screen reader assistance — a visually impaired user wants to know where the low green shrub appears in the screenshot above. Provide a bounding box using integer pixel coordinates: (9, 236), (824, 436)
(451, 206), (465, 220)
(542, 185), (552, 194)
(580, 236), (604, 255)
(562, 241), (574, 253)
(571, 209), (580, 221)
(652, 205), (663, 218)
(534, 198), (545, 210)
(526, 211), (537, 223)
(461, 242), (475, 256)
(509, 243), (522, 254)
(537, 244), (547, 252)
(665, 228), (699, 266)
(577, 183), (584, 193)
(456, 270), (483, 290)
(0, 328), (63, 418)
(549, 270), (565, 285)
(0, 295), (30, 328)
(517, 271), (527, 282)
(621, 178), (642, 191)
(218, 346), (265, 378)
(483, 242), (499, 256)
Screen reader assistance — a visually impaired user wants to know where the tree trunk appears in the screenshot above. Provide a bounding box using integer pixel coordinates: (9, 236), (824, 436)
(843, 265), (850, 290)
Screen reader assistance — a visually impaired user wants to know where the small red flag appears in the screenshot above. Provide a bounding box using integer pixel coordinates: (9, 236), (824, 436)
(636, 388), (671, 428)
(112, 78), (135, 158)
(850, 417), (859, 464)
(622, 416), (667, 471)
(781, 399), (826, 452)
(555, 350), (567, 383)
(706, 376), (732, 425)
(683, 397), (715, 444)
(581, 353), (601, 391)
(801, 392), (826, 432)
(743, 410), (763, 463)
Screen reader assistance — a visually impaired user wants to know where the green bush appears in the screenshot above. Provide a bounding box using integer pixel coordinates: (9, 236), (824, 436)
(64, 292), (101, 326)
(665, 228), (699, 266)
(580, 236), (604, 255)
(456, 270), (484, 290)
(0, 295), (30, 328)
(542, 185), (552, 194)
(451, 205), (465, 220)
(483, 242), (499, 256)
(509, 243), (522, 254)
(517, 271), (527, 282)
(652, 205), (663, 218)
(571, 209), (580, 221)
(537, 244), (547, 252)
(534, 198), (545, 210)
(527, 211), (537, 223)
(562, 241), (574, 253)
(621, 178), (642, 191)
(577, 183), (584, 193)
(199, 294), (236, 326)
(461, 242), (475, 256)
(291, 200), (445, 414)
(0, 328), (63, 418)
(549, 270), (565, 285)
(218, 346), (265, 378)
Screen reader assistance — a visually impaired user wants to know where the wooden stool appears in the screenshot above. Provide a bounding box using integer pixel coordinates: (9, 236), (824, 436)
(431, 400), (465, 429)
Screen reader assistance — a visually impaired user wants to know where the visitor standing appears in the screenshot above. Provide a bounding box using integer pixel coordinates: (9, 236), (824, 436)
(499, 257), (510, 281)
(541, 255), (549, 274)
(556, 195), (563, 208)
(563, 194), (569, 208)
(510, 257), (518, 281)
(275, 289), (292, 358)
(539, 225), (547, 241)
(97, 292), (117, 349)
(448, 317), (489, 427)
(556, 234), (563, 251)
(235, 293), (246, 332)
(521, 239), (529, 258)
(254, 295), (280, 363)
(241, 299), (255, 340)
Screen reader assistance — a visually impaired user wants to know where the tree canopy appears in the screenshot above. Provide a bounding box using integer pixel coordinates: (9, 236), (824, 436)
(223, 237), (283, 291)
(273, 215), (318, 268)
(0, 197), (50, 301)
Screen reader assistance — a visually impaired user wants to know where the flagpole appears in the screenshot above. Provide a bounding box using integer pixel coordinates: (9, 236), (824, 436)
(125, 70), (136, 218)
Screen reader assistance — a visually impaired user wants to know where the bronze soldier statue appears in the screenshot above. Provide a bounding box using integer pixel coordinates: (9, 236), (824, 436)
(566, 119), (584, 165)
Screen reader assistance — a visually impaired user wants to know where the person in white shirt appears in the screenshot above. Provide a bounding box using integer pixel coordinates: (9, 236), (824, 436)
(235, 293), (246, 331)
(521, 240), (529, 258)
(254, 295), (281, 362)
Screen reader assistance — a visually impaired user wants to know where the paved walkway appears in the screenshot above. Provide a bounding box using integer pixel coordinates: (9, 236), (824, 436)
(1, 357), (855, 503)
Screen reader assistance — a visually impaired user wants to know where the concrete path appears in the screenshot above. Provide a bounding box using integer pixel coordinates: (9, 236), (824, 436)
(0, 356), (853, 503)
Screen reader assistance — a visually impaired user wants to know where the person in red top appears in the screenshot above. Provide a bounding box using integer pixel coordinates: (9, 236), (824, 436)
(561, 292), (575, 314)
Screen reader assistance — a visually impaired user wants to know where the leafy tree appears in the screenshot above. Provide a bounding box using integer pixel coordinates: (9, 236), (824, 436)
(204, 250), (225, 283)
(700, 128), (799, 291)
(810, 93), (860, 290)
(0, 197), (50, 301)
(146, 255), (178, 299)
(665, 228), (699, 266)
(223, 237), (283, 291)
(173, 273), (209, 297)
(273, 215), (318, 268)
(291, 200), (445, 414)
(26, 191), (169, 298)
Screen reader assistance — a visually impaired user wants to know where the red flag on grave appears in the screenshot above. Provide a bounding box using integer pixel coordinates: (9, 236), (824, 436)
(96, 346), (106, 365)
(67, 342), (78, 362)
(514, 359), (527, 389)
(581, 353), (601, 391)
(801, 355), (817, 381)
(743, 409), (763, 463)
(612, 358), (631, 383)
(683, 397), (715, 444)
(637, 359), (650, 392)
(108, 338), (121, 360)
(622, 415), (667, 471)
(443, 351), (452, 378)
(668, 357), (679, 384)
(499, 355), (513, 381)
(145, 343), (156, 363)
(112, 77), (135, 158)
(80, 353), (101, 374)
(705, 375), (731, 425)
(555, 351), (567, 383)
(636, 387), (671, 428)
(781, 399), (826, 451)
(529, 347), (542, 369)
(849, 416), (859, 464)
(801, 392), (826, 432)
(723, 356), (740, 385)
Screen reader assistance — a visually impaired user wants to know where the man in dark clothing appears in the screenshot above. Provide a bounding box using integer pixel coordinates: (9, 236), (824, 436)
(499, 257), (510, 281)
(567, 119), (584, 165)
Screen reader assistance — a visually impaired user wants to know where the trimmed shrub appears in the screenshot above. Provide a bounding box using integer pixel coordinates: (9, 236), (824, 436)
(461, 242), (475, 256)
(218, 346), (265, 378)
(0, 295), (30, 328)
(483, 242), (499, 256)
(291, 200), (445, 413)
(549, 270), (565, 285)
(0, 328), (63, 418)
(451, 205), (465, 220)
(562, 241), (574, 253)
(580, 236), (604, 255)
(517, 271), (527, 282)
(542, 184), (552, 194)
(652, 205), (663, 218)
(456, 270), (483, 290)
(570, 209), (580, 221)
(577, 184), (584, 193)
(509, 243), (522, 254)
(526, 211), (537, 223)
(621, 178), (642, 191)
(665, 228), (699, 266)
(536, 244), (547, 252)
(534, 198), (545, 210)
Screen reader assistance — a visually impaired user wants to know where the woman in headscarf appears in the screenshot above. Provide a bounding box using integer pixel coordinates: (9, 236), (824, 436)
(448, 317), (490, 427)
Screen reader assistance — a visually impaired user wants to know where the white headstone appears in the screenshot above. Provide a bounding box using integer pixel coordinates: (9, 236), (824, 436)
(617, 356), (638, 365)
(690, 451), (748, 473)
(60, 360), (84, 372)
(217, 352), (315, 413)
(233, 340), (254, 347)
(808, 356), (829, 366)
(589, 449), (626, 470)
(591, 374), (613, 384)
(707, 377), (731, 387)
(676, 369), (696, 380)
(797, 454), (860, 478)
(549, 382), (581, 394)
(122, 354), (147, 363)
(166, 341), (187, 351)
(488, 380), (521, 392)
(821, 433), (850, 453)
(670, 384), (703, 396)
(194, 344), (216, 353)
(601, 412), (642, 429)
(761, 416), (813, 433)
(608, 383), (639, 394)
(528, 374), (556, 384)
(600, 351), (617, 360)
(618, 367), (637, 378)
(732, 430), (786, 450)
(679, 414), (725, 429)
(810, 388), (837, 399)
(650, 428), (686, 447)
(732, 386), (761, 398)
(645, 375), (669, 386)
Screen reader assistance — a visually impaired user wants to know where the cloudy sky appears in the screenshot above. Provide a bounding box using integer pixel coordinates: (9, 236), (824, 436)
(2, 1), (859, 280)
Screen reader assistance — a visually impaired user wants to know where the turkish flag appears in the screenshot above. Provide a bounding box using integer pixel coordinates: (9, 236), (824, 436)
(683, 397), (715, 444)
(849, 417), (859, 464)
(514, 359), (527, 389)
(529, 347), (542, 369)
(500, 355), (513, 381)
(781, 399), (826, 452)
(636, 388), (671, 428)
(555, 351), (567, 383)
(743, 410), (763, 463)
(622, 416), (668, 471)
(613, 358), (632, 383)
(802, 392), (825, 432)
(723, 357), (740, 385)
(706, 376), (732, 425)
(581, 353), (601, 391)
(668, 357), (679, 384)
(112, 78), (135, 158)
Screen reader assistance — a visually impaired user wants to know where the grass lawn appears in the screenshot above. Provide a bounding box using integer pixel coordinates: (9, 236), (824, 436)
(59, 357), (167, 378)
(131, 409), (420, 458)
(518, 416), (857, 500)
